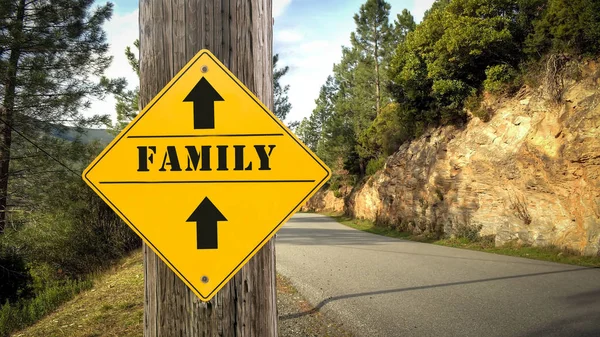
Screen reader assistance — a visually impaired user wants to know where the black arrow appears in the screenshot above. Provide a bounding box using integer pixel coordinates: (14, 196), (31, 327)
(183, 77), (224, 129)
(186, 197), (227, 249)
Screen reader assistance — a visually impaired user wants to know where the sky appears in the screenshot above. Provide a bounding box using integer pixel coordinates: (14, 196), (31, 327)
(88, 0), (435, 126)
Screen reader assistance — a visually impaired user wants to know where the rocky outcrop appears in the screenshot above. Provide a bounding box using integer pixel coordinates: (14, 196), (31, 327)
(304, 60), (600, 256)
(303, 189), (345, 214)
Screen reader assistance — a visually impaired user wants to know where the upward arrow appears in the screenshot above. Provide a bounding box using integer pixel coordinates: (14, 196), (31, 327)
(186, 197), (227, 249)
(183, 77), (224, 129)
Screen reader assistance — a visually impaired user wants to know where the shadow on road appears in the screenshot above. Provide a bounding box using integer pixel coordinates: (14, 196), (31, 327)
(517, 288), (600, 337)
(279, 267), (600, 323)
(564, 288), (600, 307)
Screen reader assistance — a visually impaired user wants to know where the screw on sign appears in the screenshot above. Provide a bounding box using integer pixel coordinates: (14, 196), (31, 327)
(82, 49), (331, 302)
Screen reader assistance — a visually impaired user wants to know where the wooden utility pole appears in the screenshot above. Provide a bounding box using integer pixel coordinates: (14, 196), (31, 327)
(139, 1), (277, 335)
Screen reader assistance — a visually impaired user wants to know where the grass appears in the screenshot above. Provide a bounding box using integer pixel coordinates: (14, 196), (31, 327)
(327, 213), (413, 240)
(324, 212), (600, 268)
(10, 249), (350, 337)
(0, 279), (93, 337)
(10, 250), (145, 337)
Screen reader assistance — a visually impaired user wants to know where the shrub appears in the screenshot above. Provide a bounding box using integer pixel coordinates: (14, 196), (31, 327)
(366, 157), (385, 176)
(3, 174), (141, 286)
(0, 246), (34, 305)
(0, 279), (92, 337)
(464, 91), (491, 122)
(453, 222), (483, 242)
(483, 64), (520, 95)
(328, 174), (342, 192)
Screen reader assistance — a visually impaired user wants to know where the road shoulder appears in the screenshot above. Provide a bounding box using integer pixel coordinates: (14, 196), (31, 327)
(277, 273), (354, 337)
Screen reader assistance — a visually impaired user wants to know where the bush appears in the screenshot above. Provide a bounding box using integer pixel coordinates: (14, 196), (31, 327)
(7, 175), (142, 279)
(453, 222), (483, 242)
(0, 278), (92, 337)
(0, 140), (141, 336)
(464, 91), (494, 122)
(328, 174), (342, 192)
(366, 157), (385, 176)
(0, 246), (33, 305)
(431, 79), (472, 124)
(483, 64), (520, 95)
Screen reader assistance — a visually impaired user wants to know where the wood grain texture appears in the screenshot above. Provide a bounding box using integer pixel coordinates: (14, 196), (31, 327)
(139, 0), (276, 336)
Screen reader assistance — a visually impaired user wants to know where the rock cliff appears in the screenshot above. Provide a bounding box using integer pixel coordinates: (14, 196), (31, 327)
(303, 60), (600, 256)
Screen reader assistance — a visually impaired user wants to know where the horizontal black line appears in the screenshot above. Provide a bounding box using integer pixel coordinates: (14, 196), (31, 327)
(99, 180), (316, 184)
(127, 133), (284, 139)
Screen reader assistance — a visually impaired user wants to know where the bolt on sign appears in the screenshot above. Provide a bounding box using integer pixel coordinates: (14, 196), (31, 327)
(82, 49), (331, 302)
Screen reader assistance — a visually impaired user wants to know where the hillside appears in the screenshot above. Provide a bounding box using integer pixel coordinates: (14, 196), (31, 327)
(52, 126), (114, 145)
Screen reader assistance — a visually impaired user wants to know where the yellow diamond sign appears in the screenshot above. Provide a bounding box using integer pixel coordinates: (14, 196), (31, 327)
(82, 49), (331, 302)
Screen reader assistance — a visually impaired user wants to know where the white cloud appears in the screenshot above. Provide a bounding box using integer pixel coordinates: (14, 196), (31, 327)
(279, 37), (348, 123)
(275, 29), (303, 44)
(86, 9), (139, 123)
(412, 0), (436, 22)
(273, 0), (292, 19)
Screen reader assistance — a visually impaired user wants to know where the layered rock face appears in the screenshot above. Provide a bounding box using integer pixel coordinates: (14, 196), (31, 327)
(304, 61), (600, 256)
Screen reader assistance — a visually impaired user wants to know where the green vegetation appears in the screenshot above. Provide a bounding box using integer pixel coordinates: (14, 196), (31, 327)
(437, 239), (600, 268)
(328, 213), (412, 240)
(109, 39), (141, 135)
(11, 250), (350, 337)
(0, 147), (141, 336)
(0, 2), (143, 335)
(0, 279), (92, 337)
(326, 212), (600, 268)
(297, 0), (600, 185)
(10, 250), (145, 337)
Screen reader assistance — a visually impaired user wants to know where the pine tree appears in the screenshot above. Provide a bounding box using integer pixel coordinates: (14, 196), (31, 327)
(351, 0), (394, 116)
(273, 53), (291, 121)
(393, 9), (416, 46)
(295, 75), (338, 162)
(0, 0), (122, 232)
(313, 75), (337, 158)
(109, 39), (139, 135)
(526, 0), (600, 56)
(295, 116), (319, 152)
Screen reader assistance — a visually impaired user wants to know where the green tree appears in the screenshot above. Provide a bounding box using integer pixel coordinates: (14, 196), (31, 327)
(109, 39), (139, 135)
(392, 9), (416, 46)
(526, 0), (600, 56)
(330, 46), (364, 173)
(295, 116), (319, 152)
(273, 53), (291, 121)
(312, 75), (338, 160)
(388, 0), (528, 130)
(351, 0), (394, 116)
(0, 0), (123, 232)
(295, 75), (339, 166)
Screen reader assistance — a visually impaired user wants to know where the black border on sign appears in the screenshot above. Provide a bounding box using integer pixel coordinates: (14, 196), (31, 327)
(83, 51), (331, 301)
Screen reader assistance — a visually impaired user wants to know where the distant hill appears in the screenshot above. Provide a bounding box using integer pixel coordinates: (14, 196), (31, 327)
(14, 113), (116, 146)
(51, 126), (115, 145)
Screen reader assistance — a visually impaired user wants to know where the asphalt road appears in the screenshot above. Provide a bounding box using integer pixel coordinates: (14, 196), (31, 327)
(275, 213), (600, 337)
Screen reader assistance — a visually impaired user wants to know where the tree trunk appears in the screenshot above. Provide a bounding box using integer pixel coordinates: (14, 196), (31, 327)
(374, 23), (380, 117)
(0, 0), (26, 233)
(139, 0), (277, 335)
